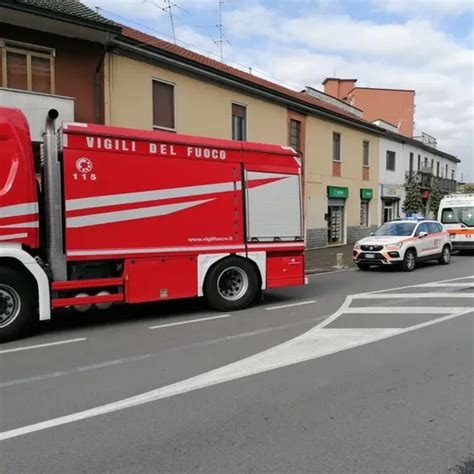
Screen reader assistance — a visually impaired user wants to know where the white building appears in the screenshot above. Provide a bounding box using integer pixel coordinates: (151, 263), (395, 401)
(378, 129), (460, 224)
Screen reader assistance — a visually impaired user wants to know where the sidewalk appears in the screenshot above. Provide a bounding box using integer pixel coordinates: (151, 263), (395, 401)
(305, 244), (355, 274)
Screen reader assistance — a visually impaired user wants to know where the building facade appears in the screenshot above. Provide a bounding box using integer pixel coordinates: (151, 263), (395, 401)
(0, 0), (121, 144)
(378, 133), (460, 223)
(103, 28), (381, 248)
(323, 78), (416, 137)
(5, 1), (462, 249)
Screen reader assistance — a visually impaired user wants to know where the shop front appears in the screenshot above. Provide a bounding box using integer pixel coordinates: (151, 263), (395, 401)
(381, 184), (403, 223)
(327, 186), (348, 245)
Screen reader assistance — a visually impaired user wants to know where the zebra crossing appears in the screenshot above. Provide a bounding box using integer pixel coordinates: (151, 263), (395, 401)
(322, 275), (474, 330)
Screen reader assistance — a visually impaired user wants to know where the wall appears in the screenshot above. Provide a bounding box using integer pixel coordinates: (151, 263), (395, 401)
(378, 136), (459, 224)
(105, 54), (287, 143)
(0, 23), (104, 124)
(348, 88), (415, 138)
(305, 116), (379, 246)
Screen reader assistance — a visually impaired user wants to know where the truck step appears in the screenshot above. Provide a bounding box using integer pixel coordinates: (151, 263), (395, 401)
(52, 277), (123, 291)
(52, 293), (124, 309)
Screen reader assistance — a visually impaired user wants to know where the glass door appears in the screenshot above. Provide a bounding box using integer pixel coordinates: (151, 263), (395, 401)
(328, 205), (344, 244)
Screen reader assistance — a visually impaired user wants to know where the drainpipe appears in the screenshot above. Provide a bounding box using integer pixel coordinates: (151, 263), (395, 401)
(95, 38), (115, 124)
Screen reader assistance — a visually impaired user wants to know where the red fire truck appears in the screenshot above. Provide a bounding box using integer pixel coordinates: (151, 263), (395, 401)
(0, 107), (305, 342)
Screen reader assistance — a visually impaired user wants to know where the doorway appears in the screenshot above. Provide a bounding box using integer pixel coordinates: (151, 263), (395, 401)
(328, 205), (344, 244)
(383, 205), (393, 223)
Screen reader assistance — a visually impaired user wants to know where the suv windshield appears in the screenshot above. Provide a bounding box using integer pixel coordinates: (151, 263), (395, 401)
(441, 207), (474, 227)
(373, 222), (416, 236)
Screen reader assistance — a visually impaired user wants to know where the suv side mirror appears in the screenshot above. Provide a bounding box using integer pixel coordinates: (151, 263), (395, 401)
(418, 231), (428, 238)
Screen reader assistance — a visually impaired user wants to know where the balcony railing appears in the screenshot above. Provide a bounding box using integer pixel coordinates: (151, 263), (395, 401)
(405, 171), (457, 193)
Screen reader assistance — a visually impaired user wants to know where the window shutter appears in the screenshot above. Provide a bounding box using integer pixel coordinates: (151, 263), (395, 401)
(232, 103), (246, 118)
(153, 81), (175, 129)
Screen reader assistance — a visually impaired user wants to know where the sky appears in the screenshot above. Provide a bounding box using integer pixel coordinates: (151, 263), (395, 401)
(83, 0), (473, 180)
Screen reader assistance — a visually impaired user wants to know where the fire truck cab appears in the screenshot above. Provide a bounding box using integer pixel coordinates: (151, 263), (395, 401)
(0, 107), (305, 342)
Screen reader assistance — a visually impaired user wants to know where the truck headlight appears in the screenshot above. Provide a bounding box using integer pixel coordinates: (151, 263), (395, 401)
(449, 234), (456, 240)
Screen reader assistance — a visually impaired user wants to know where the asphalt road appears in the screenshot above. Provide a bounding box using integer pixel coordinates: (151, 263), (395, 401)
(0, 255), (473, 473)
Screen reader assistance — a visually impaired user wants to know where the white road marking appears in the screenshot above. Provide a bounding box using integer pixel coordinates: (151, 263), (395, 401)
(368, 275), (474, 294)
(413, 282), (474, 288)
(355, 293), (474, 299)
(1, 276), (473, 441)
(1, 314), (326, 389)
(149, 314), (231, 329)
(0, 338), (86, 355)
(344, 307), (471, 314)
(264, 300), (316, 310)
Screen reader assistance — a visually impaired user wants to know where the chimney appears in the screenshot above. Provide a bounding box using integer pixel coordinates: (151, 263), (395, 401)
(322, 78), (357, 100)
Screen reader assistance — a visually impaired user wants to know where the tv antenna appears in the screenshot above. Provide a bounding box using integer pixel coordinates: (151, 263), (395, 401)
(214, 0), (230, 61)
(163, 0), (176, 44)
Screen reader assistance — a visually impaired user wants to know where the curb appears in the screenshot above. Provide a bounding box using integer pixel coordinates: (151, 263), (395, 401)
(305, 266), (355, 275)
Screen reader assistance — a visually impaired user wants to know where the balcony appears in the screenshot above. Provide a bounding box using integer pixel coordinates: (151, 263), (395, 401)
(405, 171), (457, 193)
(0, 88), (74, 141)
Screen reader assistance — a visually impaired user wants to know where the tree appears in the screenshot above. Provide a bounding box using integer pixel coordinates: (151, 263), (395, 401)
(462, 183), (474, 193)
(428, 184), (444, 218)
(403, 178), (424, 215)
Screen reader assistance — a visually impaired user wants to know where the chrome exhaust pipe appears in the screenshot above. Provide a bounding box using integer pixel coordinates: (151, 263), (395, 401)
(43, 109), (67, 281)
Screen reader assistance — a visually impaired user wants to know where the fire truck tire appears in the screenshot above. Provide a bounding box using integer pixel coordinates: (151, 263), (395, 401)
(0, 267), (37, 343)
(204, 257), (259, 311)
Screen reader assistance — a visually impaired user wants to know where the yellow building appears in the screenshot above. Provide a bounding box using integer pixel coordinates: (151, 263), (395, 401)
(103, 27), (381, 248)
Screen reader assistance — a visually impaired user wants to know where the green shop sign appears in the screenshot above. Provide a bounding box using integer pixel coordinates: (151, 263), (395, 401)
(360, 188), (373, 200)
(327, 186), (349, 199)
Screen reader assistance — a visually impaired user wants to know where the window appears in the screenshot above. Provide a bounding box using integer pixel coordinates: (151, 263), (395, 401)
(445, 164), (448, 178)
(441, 207), (474, 227)
(451, 169), (455, 180)
(374, 222), (416, 236)
(409, 152), (414, 175)
(362, 141), (370, 166)
(417, 154), (421, 171)
(415, 222), (429, 236)
(431, 158), (434, 170)
(289, 119), (301, 153)
(333, 132), (341, 161)
(152, 79), (175, 130)
(386, 150), (396, 171)
(1, 40), (54, 93)
(427, 222), (442, 234)
(436, 162), (440, 177)
(232, 103), (246, 140)
(360, 200), (369, 226)
(424, 157), (429, 168)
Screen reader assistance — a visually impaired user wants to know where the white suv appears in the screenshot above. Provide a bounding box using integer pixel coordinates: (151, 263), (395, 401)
(353, 219), (452, 271)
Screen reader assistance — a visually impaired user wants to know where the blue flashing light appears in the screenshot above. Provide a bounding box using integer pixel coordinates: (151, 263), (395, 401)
(405, 213), (426, 221)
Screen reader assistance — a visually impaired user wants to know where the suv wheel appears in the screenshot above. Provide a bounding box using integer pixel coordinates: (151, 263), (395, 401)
(403, 249), (416, 272)
(438, 245), (451, 265)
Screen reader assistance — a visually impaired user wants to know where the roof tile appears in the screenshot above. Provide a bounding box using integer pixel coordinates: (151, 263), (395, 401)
(121, 26), (371, 124)
(11, 0), (117, 27)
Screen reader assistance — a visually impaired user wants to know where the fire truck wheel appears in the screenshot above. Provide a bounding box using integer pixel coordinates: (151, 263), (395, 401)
(0, 267), (37, 343)
(204, 257), (259, 311)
